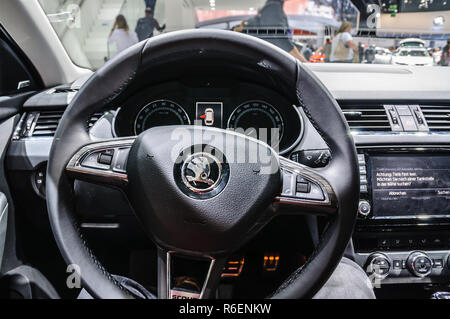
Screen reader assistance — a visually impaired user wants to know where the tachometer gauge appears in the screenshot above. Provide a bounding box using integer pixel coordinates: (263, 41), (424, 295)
(227, 101), (284, 147)
(134, 100), (190, 135)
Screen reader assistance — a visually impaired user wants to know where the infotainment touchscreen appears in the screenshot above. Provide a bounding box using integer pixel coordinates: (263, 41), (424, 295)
(370, 155), (450, 218)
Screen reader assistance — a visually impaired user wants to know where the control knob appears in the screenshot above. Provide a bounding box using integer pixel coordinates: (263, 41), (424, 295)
(365, 253), (391, 279)
(358, 200), (371, 217)
(406, 251), (432, 277)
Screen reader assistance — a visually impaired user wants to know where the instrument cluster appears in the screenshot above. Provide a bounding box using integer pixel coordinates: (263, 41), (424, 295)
(113, 81), (304, 154)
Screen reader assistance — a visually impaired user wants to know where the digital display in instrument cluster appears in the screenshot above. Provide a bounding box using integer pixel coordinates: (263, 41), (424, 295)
(195, 102), (223, 128)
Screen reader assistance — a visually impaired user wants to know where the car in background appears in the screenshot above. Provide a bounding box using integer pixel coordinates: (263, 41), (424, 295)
(374, 47), (393, 64)
(392, 47), (433, 66)
(309, 46), (326, 63)
(399, 38), (426, 48)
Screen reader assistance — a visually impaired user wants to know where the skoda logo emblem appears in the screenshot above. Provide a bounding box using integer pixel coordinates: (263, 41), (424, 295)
(182, 153), (222, 193)
(174, 146), (230, 200)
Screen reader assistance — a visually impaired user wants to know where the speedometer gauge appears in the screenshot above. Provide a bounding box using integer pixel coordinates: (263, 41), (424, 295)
(227, 101), (284, 147)
(134, 100), (190, 135)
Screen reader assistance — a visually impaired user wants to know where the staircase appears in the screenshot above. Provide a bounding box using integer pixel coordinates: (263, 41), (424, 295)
(82, 0), (123, 69)
(82, 0), (144, 69)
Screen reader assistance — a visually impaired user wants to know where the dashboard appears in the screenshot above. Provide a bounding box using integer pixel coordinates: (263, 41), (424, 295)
(113, 80), (304, 154)
(4, 64), (450, 297)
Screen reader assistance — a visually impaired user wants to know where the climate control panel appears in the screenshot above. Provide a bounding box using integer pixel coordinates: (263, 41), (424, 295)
(356, 250), (450, 284)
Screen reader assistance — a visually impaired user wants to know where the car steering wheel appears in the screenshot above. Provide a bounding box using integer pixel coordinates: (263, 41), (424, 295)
(46, 30), (359, 299)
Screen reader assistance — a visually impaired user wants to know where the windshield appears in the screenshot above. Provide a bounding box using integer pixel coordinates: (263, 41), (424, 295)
(39, 0), (450, 69)
(399, 49), (429, 57)
(400, 42), (425, 48)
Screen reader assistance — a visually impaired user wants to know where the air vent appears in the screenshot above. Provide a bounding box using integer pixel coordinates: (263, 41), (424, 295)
(49, 84), (79, 94)
(13, 110), (108, 140)
(53, 88), (78, 94)
(420, 105), (450, 132)
(340, 104), (391, 133)
(33, 111), (65, 137)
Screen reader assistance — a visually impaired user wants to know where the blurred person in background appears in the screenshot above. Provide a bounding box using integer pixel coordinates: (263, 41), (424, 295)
(108, 15), (139, 54)
(324, 38), (332, 62)
(365, 44), (376, 64)
(358, 42), (364, 63)
(245, 0), (308, 62)
(329, 21), (358, 63)
(232, 21), (247, 32)
(144, 0), (157, 14)
(441, 39), (450, 66)
(135, 7), (166, 42)
(303, 44), (313, 61)
(432, 47), (441, 65)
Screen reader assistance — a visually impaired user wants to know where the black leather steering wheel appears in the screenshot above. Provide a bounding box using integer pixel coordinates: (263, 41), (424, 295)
(46, 30), (359, 299)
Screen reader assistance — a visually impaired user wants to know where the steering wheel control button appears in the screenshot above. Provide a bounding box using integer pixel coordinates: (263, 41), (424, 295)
(281, 171), (294, 196)
(296, 182), (310, 193)
(290, 150), (331, 168)
(358, 200), (371, 217)
(81, 151), (111, 170)
(112, 148), (130, 173)
(77, 145), (132, 175)
(98, 152), (114, 165)
(280, 170), (325, 201)
(296, 175), (309, 184)
(298, 183), (325, 201)
(407, 252), (433, 277)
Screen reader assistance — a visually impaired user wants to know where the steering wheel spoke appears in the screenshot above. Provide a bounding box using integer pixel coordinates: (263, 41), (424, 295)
(157, 248), (226, 299)
(275, 156), (338, 216)
(66, 137), (136, 187)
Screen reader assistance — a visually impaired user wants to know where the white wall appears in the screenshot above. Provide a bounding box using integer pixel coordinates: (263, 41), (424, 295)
(0, 0), (92, 86)
(163, 0), (197, 32)
(38, 0), (106, 69)
(380, 11), (450, 34)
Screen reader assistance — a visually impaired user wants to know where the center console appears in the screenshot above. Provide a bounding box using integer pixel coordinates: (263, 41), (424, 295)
(353, 147), (450, 284)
